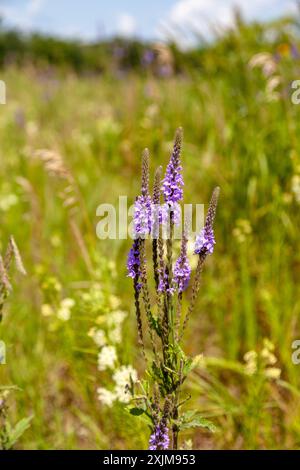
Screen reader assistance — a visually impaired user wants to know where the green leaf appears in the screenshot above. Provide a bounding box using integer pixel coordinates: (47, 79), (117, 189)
(7, 415), (33, 449)
(129, 407), (144, 416)
(173, 343), (186, 361)
(178, 411), (217, 433)
(180, 417), (217, 432)
(183, 357), (193, 376)
(126, 407), (152, 426)
(148, 314), (161, 337)
(180, 410), (195, 420)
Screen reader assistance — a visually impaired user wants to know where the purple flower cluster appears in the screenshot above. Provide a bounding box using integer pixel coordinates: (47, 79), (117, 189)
(150, 203), (164, 236)
(142, 49), (155, 66)
(159, 202), (181, 227)
(162, 130), (184, 205)
(162, 165), (183, 204)
(133, 195), (152, 237)
(149, 423), (170, 450)
(173, 253), (191, 293)
(127, 239), (141, 279)
(158, 268), (168, 293)
(194, 226), (215, 255)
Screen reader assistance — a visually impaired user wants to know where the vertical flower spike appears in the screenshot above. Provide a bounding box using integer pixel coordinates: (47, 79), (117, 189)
(141, 148), (150, 198)
(194, 187), (220, 255)
(133, 149), (152, 237)
(127, 237), (144, 353)
(152, 166), (162, 235)
(152, 166), (162, 288)
(127, 150), (153, 354)
(180, 187), (220, 341)
(5, 236), (27, 275)
(127, 239), (141, 280)
(162, 127), (184, 206)
(0, 255), (12, 293)
(149, 398), (171, 450)
(173, 232), (191, 293)
(125, 130), (220, 450)
(148, 422), (170, 450)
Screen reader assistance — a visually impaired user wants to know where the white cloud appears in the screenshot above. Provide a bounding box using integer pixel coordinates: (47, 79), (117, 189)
(117, 13), (136, 38)
(160, 0), (297, 47)
(0, 0), (46, 30)
(27, 0), (45, 16)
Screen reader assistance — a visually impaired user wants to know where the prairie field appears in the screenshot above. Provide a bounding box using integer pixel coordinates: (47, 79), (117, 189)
(0, 17), (300, 450)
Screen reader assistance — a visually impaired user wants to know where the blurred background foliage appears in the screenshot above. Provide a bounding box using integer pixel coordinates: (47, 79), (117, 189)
(0, 8), (300, 449)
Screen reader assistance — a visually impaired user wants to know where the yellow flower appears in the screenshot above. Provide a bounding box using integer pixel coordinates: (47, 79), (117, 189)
(277, 43), (290, 57)
(261, 348), (277, 365)
(244, 350), (257, 362)
(265, 367), (281, 379)
(263, 338), (275, 351)
(244, 350), (257, 375)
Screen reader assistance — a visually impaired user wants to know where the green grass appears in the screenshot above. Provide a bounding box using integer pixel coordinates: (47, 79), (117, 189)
(0, 28), (300, 449)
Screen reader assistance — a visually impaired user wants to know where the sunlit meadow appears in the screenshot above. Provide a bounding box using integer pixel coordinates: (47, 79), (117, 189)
(0, 16), (300, 449)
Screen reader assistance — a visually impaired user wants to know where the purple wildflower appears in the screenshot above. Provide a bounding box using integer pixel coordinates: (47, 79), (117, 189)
(113, 46), (125, 59)
(194, 187), (219, 256)
(149, 423), (170, 450)
(127, 239), (141, 279)
(173, 249), (191, 293)
(142, 49), (155, 66)
(291, 44), (300, 60)
(133, 148), (152, 237)
(160, 202), (181, 227)
(133, 195), (152, 237)
(162, 128), (184, 205)
(194, 226), (215, 255)
(157, 64), (173, 78)
(158, 268), (168, 293)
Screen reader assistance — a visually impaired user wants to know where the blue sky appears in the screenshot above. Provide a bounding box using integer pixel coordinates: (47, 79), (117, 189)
(0, 0), (297, 43)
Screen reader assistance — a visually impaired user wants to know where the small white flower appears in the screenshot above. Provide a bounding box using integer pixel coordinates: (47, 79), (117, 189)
(114, 384), (131, 403)
(108, 326), (122, 344)
(113, 365), (138, 387)
(107, 310), (127, 327)
(89, 328), (106, 347)
(97, 387), (116, 407)
(291, 175), (300, 203)
(97, 345), (117, 371)
(109, 295), (121, 309)
(61, 298), (75, 309)
(56, 298), (75, 321)
(113, 366), (137, 403)
(41, 304), (54, 317)
(0, 193), (18, 211)
(57, 307), (71, 321)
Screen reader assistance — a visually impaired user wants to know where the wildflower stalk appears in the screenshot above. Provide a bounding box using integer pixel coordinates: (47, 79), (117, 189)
(0, 237), (31, 449)
(0, 236), (26, 322)
(152, 166), (162, 289)
(127, 129), (219, 450)
(133, 241), (145, 354)
(0, 394), (9, 450)
(140, 240), (158, 359)
(180, 187), (220, 341)
(179, 251), (207, 341)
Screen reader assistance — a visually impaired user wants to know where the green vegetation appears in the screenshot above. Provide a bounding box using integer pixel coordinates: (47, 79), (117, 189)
(0, 13), (300, 449)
